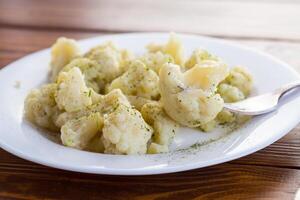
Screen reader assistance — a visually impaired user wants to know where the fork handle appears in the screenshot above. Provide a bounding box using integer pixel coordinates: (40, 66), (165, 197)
(275, 80), (300, 98)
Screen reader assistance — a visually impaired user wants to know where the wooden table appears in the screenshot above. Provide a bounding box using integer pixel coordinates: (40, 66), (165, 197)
(1, 0), (300, 199)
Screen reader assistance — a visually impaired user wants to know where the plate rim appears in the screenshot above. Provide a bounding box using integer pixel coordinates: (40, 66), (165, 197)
(0, 32), (299, 175)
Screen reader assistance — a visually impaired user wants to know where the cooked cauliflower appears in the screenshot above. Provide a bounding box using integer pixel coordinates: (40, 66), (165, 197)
(146, 43), (164, 53)
(55, 89), (130, 127)
(55, 67), (93, 112)
(223, 67), (253, 96)
(217, 110), (236, 124)
(185, 49), (220, 69)
(24, 84), (61, 131)
(102, 104), (153, 154)
(61, 112), (103, 150)
(85, 42), (134, 86)
(146, 33), (184, 66)
(50, 37), (80, 81)
(163, 33), (185, 66)
(139, 51), (174, 74)
(218, 83), (245, 103)
(159, 63), (226, 127)
(126, 95), (155, 111)
(184, 60), (228, 93)
(108, 60), (159, 100)
(141, 102), (178, 153)
(199, 120), (217, 132)
(86, 135), (105, 153)
(60, 58), (102, 92)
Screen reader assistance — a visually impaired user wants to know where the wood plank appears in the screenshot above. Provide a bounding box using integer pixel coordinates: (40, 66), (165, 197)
(232, 127), (300, 168)
(0, 156), (299, 200)
(0, 51), (25, 69)
(0, 27), (99, 53)
(2, 27), (300, 71)
(1, 0), (300, 40)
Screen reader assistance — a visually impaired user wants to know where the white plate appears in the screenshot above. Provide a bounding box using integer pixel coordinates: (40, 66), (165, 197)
(0, 33), (300, 175)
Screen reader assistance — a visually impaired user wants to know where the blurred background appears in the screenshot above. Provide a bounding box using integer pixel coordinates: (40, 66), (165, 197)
(1, 0), (300, 70)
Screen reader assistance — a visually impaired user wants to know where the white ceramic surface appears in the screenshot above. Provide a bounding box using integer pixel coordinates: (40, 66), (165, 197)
(0, 33), (300, 175)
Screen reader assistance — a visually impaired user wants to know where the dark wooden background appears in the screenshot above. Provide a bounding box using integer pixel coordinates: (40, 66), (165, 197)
(1, 0), (300, 199)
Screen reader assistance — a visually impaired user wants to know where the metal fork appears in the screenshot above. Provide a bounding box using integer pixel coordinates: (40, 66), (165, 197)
(224, 81), (300, 115)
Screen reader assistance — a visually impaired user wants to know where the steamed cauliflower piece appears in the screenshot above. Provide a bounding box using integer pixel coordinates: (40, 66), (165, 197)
(102, 104), (153, 155)
(159, 63), (227, 127)
(85, 42), (134, 85)
(223, 67), (253, 97)
(55, 89), (130, 127)
(185, 49), (220, 69)
(139, 51), (174, 74)
(126, 95), (155, 111)
(56, 67), (93, 112)
(50, 37), (80, 81)
(108, 60), (160, 100)
(217, 110), (236, 124)
(218, 67), (253, 103)
(199, 120), (217, 132)
(86, 135), (105, 153)
(61, 58), (102, 92)
(218, 83), (245, 103)
(184, 60), (228, 92)
(141, 102), (178, 154)
(24, 83), (61, 131)
(147, 33), (184, 66)
(61, 112), (103, 150)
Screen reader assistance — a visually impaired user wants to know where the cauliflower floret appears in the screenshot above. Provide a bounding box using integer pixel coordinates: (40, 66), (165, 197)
(120, 49), (135, 71)
(146, 33), (184, 66)
(84, 42), (134, 86)
(159, 63), (226, 127)
(223, 67), (253, 96)
(60, 58), (102, 92)
(50, 37), (80, 81)
(56, 67), (93, 112)
(184, 60), (228, 93)
(185, 49), (220, 69)
(61, 112), (103, 150)
(55, 89), (130, 127)
(139, 51), (174, 74)
(141, 102), (178, 154)
(108, 60), (159, 100)
(199, 120), (217, 132)
(162, 33), (185, 66)
(87, 46), (121, 82)
(217, 110), (236, 124)
(85, 135), (105, 153)
(126, 95), (155, 111)
(24, 83), (61, 131)
(218, 83), (245, 103)
(102, 104), (153, 155)
(146, 43), (164, 53)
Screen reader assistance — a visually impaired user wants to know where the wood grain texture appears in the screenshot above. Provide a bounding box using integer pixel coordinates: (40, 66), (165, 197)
(1, 0), (300, 199)
(0, 151), (299, 200)
(1, 0), (300, 40)
(2, 27), (300, 71)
